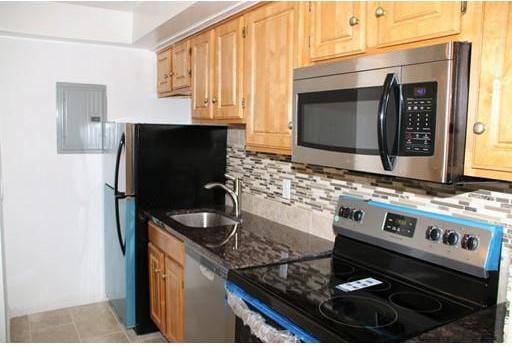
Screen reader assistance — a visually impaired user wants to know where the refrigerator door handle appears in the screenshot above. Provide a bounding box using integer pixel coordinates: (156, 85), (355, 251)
(114, 133), (126, 256)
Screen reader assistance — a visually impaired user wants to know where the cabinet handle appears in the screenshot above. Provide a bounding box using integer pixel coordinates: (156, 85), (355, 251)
(203, 97), (209, 105)
(375, 7), (385, 17)
(288, 121), (293, 130)
(161, 273), (169, 279)
(169, 72), (175, 77)
(473, 122), (486, 135)
(349, 16), (359, 26)
(212, 97), (217, 104)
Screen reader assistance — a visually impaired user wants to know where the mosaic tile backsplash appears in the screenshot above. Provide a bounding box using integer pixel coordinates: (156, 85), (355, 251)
(226, 128), (512, 340)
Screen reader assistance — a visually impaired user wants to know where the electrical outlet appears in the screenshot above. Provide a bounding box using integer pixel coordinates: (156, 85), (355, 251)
(282, 179), (291, 200)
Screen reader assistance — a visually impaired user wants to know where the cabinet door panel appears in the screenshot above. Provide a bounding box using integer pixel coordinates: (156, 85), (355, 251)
(245, 2), (296, 154)
(157, 50), (172, 96)
(148, 243), (165, 332)
(213, 17), (244, 120)
(471, 3), (512, 178)
(373, 1), (462, 47)
(172, 40), (191, 91)
(163, 257), (184, 342)
(310, 2), (366, 61)
(191, 31), (214, 119)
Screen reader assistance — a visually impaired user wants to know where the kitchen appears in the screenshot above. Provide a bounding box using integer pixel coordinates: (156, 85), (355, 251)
(0, 0), (511, 343)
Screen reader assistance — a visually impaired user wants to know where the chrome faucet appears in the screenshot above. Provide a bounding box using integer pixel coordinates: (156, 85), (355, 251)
(204, 174), (242, 219)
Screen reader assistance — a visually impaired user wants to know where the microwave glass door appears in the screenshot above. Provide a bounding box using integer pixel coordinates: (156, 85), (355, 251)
(297, 85), (399, 156)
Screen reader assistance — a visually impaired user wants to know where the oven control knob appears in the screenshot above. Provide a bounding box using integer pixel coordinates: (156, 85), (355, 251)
(443, 230), (460, 246)
(352, 210), (364, 222)
(426, 226), (442, 241)
(341, 207), (352, 218)
(462, 235), (479, 251)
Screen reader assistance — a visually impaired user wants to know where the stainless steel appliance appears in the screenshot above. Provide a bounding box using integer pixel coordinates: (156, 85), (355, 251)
(227, 195), (503, 342)
(292, 42), (470, 183)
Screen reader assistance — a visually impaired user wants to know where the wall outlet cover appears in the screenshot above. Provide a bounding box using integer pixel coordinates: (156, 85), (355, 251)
(282, 179), (291, 200)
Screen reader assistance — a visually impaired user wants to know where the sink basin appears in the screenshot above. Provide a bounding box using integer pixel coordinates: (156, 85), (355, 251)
(167, 211), (239, 228)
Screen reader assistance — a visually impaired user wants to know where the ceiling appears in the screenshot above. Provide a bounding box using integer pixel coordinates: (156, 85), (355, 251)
(60, 1), (141, 12)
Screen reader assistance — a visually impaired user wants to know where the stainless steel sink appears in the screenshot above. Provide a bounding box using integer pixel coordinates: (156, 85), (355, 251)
(167, 211), (239, 228)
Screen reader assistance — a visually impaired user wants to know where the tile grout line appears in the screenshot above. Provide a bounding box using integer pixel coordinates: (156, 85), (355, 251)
(106, 302), (133, 342)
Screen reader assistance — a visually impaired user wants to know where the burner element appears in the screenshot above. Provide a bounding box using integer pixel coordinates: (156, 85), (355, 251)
(389, 292), (443, 313)
(319, 296), (398, 329)
(332, 262), (355, 277)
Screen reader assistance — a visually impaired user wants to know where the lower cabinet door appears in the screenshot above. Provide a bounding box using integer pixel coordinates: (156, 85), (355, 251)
(148, 243), (165, 333)
(163, 256), (184, 341)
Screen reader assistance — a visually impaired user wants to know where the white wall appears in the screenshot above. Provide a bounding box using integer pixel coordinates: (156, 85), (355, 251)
(0, 2), (133, 45)
(132, 1), (194, 42)
(0, 35), (191, 317)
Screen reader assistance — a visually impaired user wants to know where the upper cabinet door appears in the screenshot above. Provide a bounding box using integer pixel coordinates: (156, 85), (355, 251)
(468, 3), (512, 181)
(244, 2), (297, 154)
(171, 40), (191, 92)
(212, 17), (245, 121)
(309, 2), (366, 61)
(371, 1), (462, 47)
(157, 49), (172, 97)
(191, 31), (214, 120)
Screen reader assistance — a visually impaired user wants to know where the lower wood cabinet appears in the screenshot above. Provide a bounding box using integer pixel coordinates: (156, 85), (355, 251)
(148, 222), (184, 342)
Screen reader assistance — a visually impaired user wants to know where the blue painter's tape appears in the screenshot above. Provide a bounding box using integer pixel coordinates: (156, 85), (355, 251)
(345, 197), (504, 271)
(124, 198), (136, 328)
(225, 282), (319, 343)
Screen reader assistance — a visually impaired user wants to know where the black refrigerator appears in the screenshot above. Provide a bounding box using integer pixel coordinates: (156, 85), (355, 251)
(103, 123), (227, 334)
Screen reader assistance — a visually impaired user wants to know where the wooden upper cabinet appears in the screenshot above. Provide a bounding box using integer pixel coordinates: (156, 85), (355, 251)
(148, 242), (165, 333)
(244, 2), (297, 154)
(370, 1), (463, 47)
(467, 3), (512, 181)
(163, 257), (184, 342)
(212, 17), (245, 121)
(171, 40), (191, 92)
(309, 2), (366, 61)
(157, 49), (172, 97)
(191, 31), (214, 120)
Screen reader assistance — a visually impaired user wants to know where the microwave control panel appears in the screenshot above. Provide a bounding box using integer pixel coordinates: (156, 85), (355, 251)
(399, 82), (437, 156)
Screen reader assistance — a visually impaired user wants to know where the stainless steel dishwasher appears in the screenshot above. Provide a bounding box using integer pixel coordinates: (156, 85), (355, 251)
(183, 245), (235, 342)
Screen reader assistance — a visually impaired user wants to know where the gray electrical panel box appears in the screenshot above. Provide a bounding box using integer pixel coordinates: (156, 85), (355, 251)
(56, 82), (107, 153)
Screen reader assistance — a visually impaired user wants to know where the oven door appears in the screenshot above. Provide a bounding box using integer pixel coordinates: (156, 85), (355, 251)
(293, 67), (401, 176)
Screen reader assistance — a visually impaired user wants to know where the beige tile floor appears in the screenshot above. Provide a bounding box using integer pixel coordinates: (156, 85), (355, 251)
(10, 301), (166, 343)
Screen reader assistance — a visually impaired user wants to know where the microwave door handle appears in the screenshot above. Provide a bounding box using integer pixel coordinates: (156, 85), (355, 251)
(377, 73), (398, 171)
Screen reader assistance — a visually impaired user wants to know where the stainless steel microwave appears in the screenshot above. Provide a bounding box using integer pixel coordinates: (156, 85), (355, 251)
(292, 42), (470, 183)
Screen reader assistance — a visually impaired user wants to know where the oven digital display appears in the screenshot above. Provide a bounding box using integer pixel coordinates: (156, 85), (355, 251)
(413, 86), (427, 97)
(383, 213), (417, 238)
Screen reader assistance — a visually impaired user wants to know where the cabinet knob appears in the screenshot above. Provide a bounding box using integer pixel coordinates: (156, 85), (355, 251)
(349, 16), (359, 26)
(161, 273), (169, 279)
(153, 267), (161, 274)
(169, 72), (174, 77)
(212, 97), (217, 104)
(203, 97), (209, 105)
(375, 7), (385, 17)
(473, 122), (486, 135)
(163, 74), (168, 79)
(288, 121), (293, 130)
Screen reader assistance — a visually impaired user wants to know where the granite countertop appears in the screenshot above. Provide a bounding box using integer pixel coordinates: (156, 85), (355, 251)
(407, 303), (507, 342)
(143, 206), (333, 278)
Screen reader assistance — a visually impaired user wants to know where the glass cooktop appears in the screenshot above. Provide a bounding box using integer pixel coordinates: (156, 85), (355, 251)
(230, 254), (477, 342)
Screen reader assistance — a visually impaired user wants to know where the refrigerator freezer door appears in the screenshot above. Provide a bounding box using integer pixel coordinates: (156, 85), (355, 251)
(103, 122), (134, 195)
(104, 184), (135, 328)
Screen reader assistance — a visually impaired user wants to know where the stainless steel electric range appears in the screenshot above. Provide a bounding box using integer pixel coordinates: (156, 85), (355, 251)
(227, 195), (503, 342)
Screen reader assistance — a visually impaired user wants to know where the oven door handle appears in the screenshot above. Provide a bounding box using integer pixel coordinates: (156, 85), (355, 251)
(377, 73), (399, 171)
